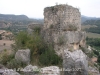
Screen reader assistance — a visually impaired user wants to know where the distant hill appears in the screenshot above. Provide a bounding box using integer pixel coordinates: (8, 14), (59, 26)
(81, 15), (100, 23)
(0, 14), (100, 24)
(0, 14), (29, 20)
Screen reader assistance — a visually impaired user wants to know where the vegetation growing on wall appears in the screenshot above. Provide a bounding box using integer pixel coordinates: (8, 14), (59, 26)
(0, 34), (2, 40)
(13, 30), (62, 66)
(63, 24), (77, 31)
(58, 35), (66, 45)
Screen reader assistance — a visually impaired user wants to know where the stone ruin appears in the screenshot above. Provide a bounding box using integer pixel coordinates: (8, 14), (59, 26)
(43, 4), (88, 75)
(43, 4), (86, 56)
(43, 4), (81, 31)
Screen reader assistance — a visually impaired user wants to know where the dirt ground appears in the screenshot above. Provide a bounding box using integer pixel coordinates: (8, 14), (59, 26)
(0, 40), (14, 51)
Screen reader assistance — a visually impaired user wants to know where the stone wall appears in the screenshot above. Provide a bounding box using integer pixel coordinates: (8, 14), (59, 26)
(44, 4), (81, 31)
(43, 4), (85, 56)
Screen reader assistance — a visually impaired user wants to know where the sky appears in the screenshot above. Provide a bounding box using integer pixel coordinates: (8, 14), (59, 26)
(0, 0), (100, 18)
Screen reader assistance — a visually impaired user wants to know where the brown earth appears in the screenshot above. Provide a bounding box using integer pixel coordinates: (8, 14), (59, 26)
(0, 40), (14, 51)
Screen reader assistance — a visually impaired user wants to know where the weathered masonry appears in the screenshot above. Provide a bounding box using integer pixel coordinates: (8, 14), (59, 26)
(43, 4), (86, 56)
(43, 4), (81, 31)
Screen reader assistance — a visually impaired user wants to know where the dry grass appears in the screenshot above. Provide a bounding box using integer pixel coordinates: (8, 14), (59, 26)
(82, 25), (97, 30)
(86, 32), (100, 38)
(0, 40), (14, 51)
(0, 49), (13, 61)
(81, 25), (100, 38)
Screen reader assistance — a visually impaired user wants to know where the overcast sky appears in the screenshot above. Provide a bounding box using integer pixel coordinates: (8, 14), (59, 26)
(0, 0), (100, 18)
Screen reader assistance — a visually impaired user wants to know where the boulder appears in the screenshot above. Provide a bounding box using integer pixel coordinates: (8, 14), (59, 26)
(3, 69), (20, 75)
(88, 66), (100, 75)
(15, 49), (30, 64)
(23, 65), (39, 75)
(63, 49), (88, 75)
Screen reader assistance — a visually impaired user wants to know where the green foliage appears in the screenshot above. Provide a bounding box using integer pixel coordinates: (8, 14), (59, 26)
(39, 45), (62, 66)
(14, 31), (62, 66)
(83, 19), (100, 34)
(50, 25), (54, 29)
(51, 6), (55, 11)
(86, 37), (100, 47)
(63, 24), (77, 31)
(86, 37), (100, 66)
(58, 36), (65, 45)
(7, 59), (26, 69)
(33, 26), (41, 34)
(68, 25), (77, 31)
(97, 55), (100, 63)
(0, 34), (2, 40)
(15, 31), (30, 49)
(0, 50), (14, 66)
(80, 47), (95, 58)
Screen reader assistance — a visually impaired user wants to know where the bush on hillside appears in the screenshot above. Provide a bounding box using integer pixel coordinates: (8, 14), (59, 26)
(13, 31), (62, 66)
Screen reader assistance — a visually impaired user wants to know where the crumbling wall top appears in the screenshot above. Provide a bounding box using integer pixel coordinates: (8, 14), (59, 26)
(43, 4), (81, 31)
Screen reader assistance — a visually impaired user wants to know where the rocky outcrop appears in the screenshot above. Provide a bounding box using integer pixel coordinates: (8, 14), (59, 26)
(88, 66), (100, 75)
(65, 31), (86, 44)
(15, 49), (30, 64)
(41, 66), (60, 75)
(3, 70), (20, 75)
(0, 68), (20, 75)
(63, 49), (88, 75)
(23, 65), (60, 75)
(23, 65), (38, 75)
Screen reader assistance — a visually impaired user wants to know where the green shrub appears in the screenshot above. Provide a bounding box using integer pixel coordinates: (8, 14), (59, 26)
(68, 24), (77, 31)
(63, 24), (77, 31)
(7, 59), (26, 69)
(15, 31), (30, 49)
(14, 31), (62, 67)
(50, 25), (54, 29)
(0, 34), (2, 40)
(39, 45), (62, 66)
(58, 36), (65, 45)
(97, 55), (100, 63)
(80, 47), (95, 58)
(33, 26), (41, 34)
(0, 50), (14, 65)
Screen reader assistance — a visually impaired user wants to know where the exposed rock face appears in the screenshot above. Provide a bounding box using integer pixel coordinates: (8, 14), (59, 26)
(23, 65), (38, 75)
(15, 49), (30, 64)
(65, 31), (86, 44)
(63, 49), (88, 75)
(88, 66), (100, 75)
(40, 66), (60, 75)
(23, 65), (60, 75)
(3, 69), (20, 75)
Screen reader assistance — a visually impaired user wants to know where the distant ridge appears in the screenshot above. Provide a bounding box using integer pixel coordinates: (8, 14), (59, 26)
(0, 14), (100, 23)
(0, 14), (29, 20)
(81, 15), (100, 23)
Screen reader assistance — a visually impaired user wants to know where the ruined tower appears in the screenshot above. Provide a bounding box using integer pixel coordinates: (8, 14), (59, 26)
(44, 4), (81, 31)
(43, 4), (86, 56)
(43, 4), (88, 75)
